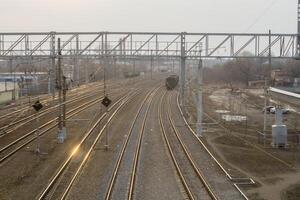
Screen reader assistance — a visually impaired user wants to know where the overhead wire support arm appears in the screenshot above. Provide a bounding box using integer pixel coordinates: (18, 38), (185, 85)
(2, 34), (26, 56)
(233, 36), (256, 56)
(106, 34), (131, 55)
(28, 34), (52, 56)
(259, 35), (281, 57)
(60, 34), (78, 51)
(158, 34), (180, 56)
(208, 35), (231, 56)
(79, 33), (103, 55)
(186, 34), (207, 55)
(133, 34), (156, 55)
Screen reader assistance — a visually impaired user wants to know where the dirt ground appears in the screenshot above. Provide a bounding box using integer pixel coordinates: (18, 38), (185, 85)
(186, 83), (300, 200)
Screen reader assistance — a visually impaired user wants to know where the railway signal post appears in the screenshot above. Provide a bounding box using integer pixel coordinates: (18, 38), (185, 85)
(102, 96), (112, 151)
(102, 37), (111, 151)
(32, 100), (43, 154)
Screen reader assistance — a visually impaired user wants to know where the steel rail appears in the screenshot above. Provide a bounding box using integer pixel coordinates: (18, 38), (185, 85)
(0, 76), (145, 124)
(158, 91), (194, 200)
(36, 91), (133, 200)
(61, 88), (147, 200)
(127, 86), (161, 200)
(165, 92), (218, 200)
(0, 88), (104, 135)
(0, 82), (104, 124)
(176, 93), (255, 200)
(0, 91), (127, 164)
(104, 87), (159, 200)
(0, 86), (114, 154)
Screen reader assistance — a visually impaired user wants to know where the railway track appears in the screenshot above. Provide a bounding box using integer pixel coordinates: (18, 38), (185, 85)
(104, 86), (160, 200)
(0, 77), (161, 166)
(36, 88), (142, 200)
(0, 81), (104, 124)
(0, 81), (118, 135)
(178, 93), (255, 200)
(0, 90), (102, 136)
(159, 91), (218, 200)
(0, 76), (153, 136)
(0, 90), (128, 164)
(0, 75), (157, 137)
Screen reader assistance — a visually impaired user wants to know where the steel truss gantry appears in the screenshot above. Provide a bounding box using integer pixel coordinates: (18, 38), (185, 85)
(0, 31), (299, 60)
(1, 31), (299, 111)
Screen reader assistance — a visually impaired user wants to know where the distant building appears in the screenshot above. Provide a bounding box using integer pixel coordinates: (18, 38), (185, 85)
(248, 80), (267, 87)
(271, 69), (292, 86)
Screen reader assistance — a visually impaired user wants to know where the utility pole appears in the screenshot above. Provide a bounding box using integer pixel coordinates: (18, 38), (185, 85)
(75, 35), (80, 87)
(150, 50), (153, 79)
(262, 30), (272, 146)
(197, 51), (203, 137)
(172, 59), (175, 73)
(62, 76), (67, 129)
(263, 80), (269, 145)
(180, 32), (186, 107)
(57, 38), (66, 143)
(113, 55), (117, 79)
(47, 66), (51, 95)
(9, 59), (16, 101)
(269, 30), (272, 74)
(85, 56), (89, 84)
(50, 31), (56, 100)
(103, 33), (109, 151)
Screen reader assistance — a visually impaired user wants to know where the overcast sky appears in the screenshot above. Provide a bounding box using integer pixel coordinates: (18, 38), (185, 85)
(0, 0), (297, 33)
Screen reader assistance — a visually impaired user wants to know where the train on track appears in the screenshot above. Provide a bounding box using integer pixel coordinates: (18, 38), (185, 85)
(165, 75), (179, 90)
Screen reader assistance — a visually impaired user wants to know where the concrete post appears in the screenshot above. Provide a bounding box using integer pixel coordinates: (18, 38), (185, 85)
(197, 55), (203, 137)
(50, 32), (56, 99)
(57, 38), (65, 143)
(180, 32), (186, 107)
(8, 59), (15, 101)
(263, 78), (268, 146)
(75, 35), (80, 86)
(150, 50), (153, 79)
(62, 75), (67, 140)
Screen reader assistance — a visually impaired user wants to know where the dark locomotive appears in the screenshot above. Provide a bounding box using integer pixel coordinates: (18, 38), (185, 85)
(165, 75), (179, 90)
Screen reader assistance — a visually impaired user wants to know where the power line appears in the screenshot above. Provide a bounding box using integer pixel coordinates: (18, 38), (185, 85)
(244, 0), (279, 32)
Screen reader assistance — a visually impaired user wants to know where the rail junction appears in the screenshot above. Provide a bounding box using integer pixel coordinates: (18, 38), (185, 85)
(1, 25), (300, 200)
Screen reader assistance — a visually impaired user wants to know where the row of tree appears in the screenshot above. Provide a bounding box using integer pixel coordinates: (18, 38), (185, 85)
(203, 57), (300, 87)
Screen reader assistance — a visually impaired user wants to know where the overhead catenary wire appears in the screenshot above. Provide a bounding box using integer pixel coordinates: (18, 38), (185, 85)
(244, 0), (280, 32)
